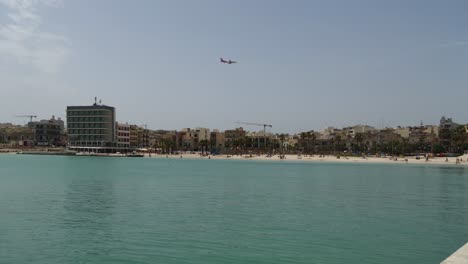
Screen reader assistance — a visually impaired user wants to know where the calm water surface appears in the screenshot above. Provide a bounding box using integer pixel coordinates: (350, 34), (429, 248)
(0, 155), (467, 264)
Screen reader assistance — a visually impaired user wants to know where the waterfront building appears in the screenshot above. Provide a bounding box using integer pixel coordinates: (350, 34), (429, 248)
(422, 125), (439, 147)
(246, 131), (274, 150)
(224, 127), (247, 151)
(191, 127), (210, 148)
(440, 116), (459, 131)
(343, 125), (376, 138)
(439, 116), (461, 151)
(149, 130), (176, 152)
(129, 125), (149, 149)
(394, 126), (410, 138)
(225, 127), (246, 143)
(176, 129), (193, 150)
(374, 128), (403, 145)
(284, 135), (299, 151)
(174, 128), (210, 151)
(66, 103), (116, 152)
(298, 131), (320, 153)
(272, 134), (297, 153)
(210, 130), (225, 153)
(320, 127), (343, 140)
(129, 125), (139, 148)
(147, 131), (158, 148)
(29, 116), (65, 146)
(139, 127), (150, 148)
(381, 125), (437, 145)
(116, 122), (130, 150)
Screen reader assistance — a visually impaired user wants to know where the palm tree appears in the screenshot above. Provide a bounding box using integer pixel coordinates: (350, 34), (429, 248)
(299, 131), (316, 154)
(309, 132), (316, 154)
(452, 125), (467, 153)
(199, 139), (209, 154)
(234, 137), (246, 155)
(355, 133), (364, 153)
(299, 132), (308, 154)
(279, 134), (286, 155)
(335, 135), (342, 153)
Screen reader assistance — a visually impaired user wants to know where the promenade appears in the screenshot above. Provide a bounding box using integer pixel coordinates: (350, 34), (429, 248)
(441, 243), (468, 264)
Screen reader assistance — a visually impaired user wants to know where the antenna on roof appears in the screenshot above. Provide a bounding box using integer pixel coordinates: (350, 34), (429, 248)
(94, 97), (97, 105)
(99, 99), (102, 105)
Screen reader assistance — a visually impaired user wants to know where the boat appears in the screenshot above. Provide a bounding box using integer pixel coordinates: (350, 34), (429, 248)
(18, 150), (77, 156)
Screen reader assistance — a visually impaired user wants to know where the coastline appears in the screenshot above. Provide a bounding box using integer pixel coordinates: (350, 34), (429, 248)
(145, 153), (468, 166)
(3, 149), (468, 166)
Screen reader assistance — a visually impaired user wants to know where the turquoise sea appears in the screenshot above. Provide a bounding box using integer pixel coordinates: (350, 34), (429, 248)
(0, 155), (467, 264)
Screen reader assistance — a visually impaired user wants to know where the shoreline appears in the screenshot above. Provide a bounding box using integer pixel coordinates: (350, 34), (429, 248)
(2, 150), (468, 166)
(145, 153), (468, 166)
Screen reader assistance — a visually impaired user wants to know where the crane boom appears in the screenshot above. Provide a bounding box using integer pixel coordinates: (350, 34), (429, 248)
(235, 121), (272, 133)
(236, 121), (272, 128)
(16, 115), (37, 122)
(235, 121), (273, 152)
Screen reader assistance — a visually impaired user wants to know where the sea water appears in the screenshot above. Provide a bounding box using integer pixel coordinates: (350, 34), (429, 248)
(0, 155), (467, 264)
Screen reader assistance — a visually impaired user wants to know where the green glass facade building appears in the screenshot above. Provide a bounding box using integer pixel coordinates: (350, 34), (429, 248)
(66, 104), (116, 151)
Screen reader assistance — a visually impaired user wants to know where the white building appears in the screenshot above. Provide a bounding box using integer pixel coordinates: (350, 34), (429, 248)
(190, 127), (211, 142)
(394, 127), (410, 138)
(343, 125), (376, 138)
(321, 127), (341, 139)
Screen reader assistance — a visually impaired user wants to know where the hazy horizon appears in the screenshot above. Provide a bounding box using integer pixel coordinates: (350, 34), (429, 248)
(1, 0), (467, 133)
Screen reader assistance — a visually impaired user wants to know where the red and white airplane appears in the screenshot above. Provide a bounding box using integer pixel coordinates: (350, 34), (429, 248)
(220, 58), (237, 64)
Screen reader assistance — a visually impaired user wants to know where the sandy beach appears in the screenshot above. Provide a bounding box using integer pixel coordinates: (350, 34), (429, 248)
(146, 153), (468, 166)
(3, 149), (468, 166)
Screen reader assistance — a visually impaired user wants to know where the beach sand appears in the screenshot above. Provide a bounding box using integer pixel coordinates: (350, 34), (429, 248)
(146, 153), (468, 166)
(3, 149), (466, 166)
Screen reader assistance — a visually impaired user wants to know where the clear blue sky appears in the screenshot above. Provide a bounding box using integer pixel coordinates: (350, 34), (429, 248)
(0, 0), (467, 133)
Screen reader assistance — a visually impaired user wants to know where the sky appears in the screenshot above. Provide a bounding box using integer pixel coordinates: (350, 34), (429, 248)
(0, 0), (467, 133)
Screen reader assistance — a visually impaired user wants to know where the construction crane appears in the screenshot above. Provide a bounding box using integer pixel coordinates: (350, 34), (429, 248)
(235, 121), (272, 134)
(235, 122), (273, 152)
(16, 115), (37, 123)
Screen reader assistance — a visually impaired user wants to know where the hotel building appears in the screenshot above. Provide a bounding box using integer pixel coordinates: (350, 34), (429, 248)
(66, 103), (116, 152)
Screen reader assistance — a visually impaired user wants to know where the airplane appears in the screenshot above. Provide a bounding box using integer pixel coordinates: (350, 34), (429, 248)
(220, 58), (237, 64)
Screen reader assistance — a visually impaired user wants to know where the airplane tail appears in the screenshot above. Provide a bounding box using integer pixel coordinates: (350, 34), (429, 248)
(220, 58), (225, 62)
